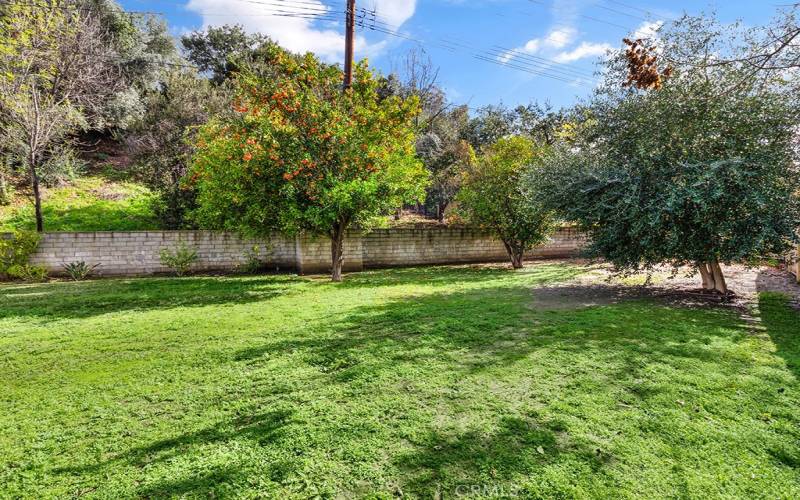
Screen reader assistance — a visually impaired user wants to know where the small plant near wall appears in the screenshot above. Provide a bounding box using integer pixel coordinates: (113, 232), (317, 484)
(239, 243), (273, 275)
(63, 261), (100, 281)
(159, 243), (198, 277)
(0, 230), (41, 281)
(7, 264), (48, 282)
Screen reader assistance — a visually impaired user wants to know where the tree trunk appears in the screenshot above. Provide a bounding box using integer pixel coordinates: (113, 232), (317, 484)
(698, 262), (715, 291)
(330, 221), (346, 282)
(29, 159), (43, 232)
(710, 259), (728, 295)
(511, 251), (524, 269)
(698, 260), (728, 295)
(503, 240), (525, 269)
(0, 171), (9, 206)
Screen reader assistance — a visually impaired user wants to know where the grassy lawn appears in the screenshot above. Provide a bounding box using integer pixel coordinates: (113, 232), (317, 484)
(1, 264), (799, 498)
(0, 177), (159, 232)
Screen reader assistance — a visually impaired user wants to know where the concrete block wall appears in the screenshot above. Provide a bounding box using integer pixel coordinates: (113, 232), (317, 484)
(17, 226), (586, 277)
(28, 231), (297, 277)
(530, 226), (588, 259)
(362, 227), (509, 268)
(295, 233), (364, 274)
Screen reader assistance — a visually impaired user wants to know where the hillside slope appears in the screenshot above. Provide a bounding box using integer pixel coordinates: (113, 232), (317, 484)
(0, 176), (158, 232)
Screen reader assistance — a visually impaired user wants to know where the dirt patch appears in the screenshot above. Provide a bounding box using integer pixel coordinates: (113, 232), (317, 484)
(530, 260), (800, 312)
(90, 183), (134, 201)
(532, 282), (632, 311)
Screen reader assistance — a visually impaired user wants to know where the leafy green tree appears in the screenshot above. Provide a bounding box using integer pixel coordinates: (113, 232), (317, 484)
(458, 136), (555, 269)
(181, 25), (269, 84)
(538, 16), (800, 294)
(0, 0), (176, 231)
(380, 49), (471, 221)
(80, 0), (177, 130)
(1, 2), (110, 231)
(191, 44), (428, 281)
(128, 69), (231, 228)
(463, 103), (563, 152)
(658, 7), (799, 95)
(415, 106), (473, 221)
(422, 139), (474, 222)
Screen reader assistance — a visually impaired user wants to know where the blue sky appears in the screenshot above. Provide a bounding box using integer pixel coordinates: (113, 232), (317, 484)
(121, 0), (778, 108)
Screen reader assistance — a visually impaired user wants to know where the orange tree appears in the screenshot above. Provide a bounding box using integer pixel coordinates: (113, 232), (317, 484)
(190, 44), (428, 281)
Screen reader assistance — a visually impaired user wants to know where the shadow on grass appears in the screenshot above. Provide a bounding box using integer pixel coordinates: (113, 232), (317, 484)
(393, 415), (611, 496)
(55, 409), (296, 496)
(38, 267), (800, 497)
(230, 281), (776, 493)
(134, 466), (249, 498)
(0, 263), (580, 323)
(755, 292), (800, 471)
(123, 291), (799, 497)
(331, 263), (580, 289)
(237, 281), (748, 382)
(0, 275), (303, 321)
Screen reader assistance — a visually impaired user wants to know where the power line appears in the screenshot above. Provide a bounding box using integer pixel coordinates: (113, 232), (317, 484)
(488, 46), (596, 78)
(353, 17), (591, 84)
(356, 4), (599, 84)
(177, 0), (593, 84)
(30, 0), (637, 81)
(527, 0), (643, 33)
(200, 11), (341, 22)
(357, 2), (600, 73)
(175, 0), (597, 84)
(605, 0), (671, 19)
(30, 0), (597, 86)
(594, 3), (650, 22)
(228, 0), (333, 15)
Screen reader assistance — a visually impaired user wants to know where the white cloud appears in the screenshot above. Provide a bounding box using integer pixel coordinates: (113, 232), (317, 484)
(363, 0), (417, 29)
(632, 20), (664, 40)
(545, 27), (576, 49)
(185, 0), (416, 63)
(497, 26), (576, 63)
(553, 41), (612, 63)
(493, 0), (666, 74)
(524, 39), (543, 52)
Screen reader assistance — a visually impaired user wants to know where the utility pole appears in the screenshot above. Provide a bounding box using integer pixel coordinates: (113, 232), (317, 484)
(343, 0), (355, 89)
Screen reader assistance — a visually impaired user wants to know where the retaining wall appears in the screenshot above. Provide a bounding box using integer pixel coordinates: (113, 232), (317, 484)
(21, 226), (587, 277)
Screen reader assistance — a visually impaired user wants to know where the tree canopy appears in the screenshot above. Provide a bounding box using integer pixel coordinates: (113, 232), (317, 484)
(538, 15), (800, 294)
(190, 43), (427, 281)
(458, 135), (554, 268)
(181, 25), (269, 85)
(0, 0), (175, 231)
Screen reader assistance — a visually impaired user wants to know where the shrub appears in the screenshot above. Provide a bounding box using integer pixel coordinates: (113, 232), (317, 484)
(63, 261), (100, 281)
(38, 145), (86, 187)
(239, 244), (272, 274)
(7, 264), (48, 282)
(0, 230), (41, 280)
(159, 243), (198, 277)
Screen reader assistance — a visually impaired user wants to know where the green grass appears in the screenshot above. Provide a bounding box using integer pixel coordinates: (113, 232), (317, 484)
(0, 176), (159, 232)
(1, 265), (799, 498)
